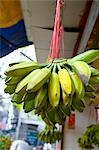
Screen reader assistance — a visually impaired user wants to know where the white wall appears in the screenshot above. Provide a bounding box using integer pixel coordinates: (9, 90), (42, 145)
(63, 105), (98, 150)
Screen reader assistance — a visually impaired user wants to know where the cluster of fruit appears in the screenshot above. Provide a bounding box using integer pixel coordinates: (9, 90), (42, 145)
(78, 124), (99, 149)
(4, 50), (99, 143)
(38, 125), (62, 144)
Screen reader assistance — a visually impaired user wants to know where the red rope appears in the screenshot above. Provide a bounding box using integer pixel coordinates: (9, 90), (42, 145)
(48, 0), (65, 59)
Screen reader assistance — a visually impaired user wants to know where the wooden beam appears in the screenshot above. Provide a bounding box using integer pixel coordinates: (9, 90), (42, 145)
(86, 17), (99, 49)
(72, 0), (93, 57)
(78, 0), (99, 54)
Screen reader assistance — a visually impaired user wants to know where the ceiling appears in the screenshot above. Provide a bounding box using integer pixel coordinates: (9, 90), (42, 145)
(20, 0), (87, 63)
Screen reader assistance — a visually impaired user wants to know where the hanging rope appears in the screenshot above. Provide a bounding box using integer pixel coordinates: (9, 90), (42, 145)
(48, 0), (65, 59)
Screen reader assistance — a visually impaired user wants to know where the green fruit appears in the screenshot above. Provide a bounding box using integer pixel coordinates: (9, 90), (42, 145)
(72, 98), (85, 112)
(5, 76), (22, 85)
(11, 88), (25, 104)
(35, 84), (47, 108)
(27, 68), (51, 92)
(23, 98), (35, 113)
(72, 61), (91, 85)
(5, 61), (39, 77)
(69, 71), (85, 99)
(85, 92), (96, 98)
(67, 50), (99, 64)
(4, 84), (17, 94)
(15, 69), (41, 93)
(48, 72), (60, 107)
(90, 67), (99, 76)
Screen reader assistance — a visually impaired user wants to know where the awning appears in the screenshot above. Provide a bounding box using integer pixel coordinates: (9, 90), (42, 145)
(0, 0), (32, 58)
(0, 19), (33, 57)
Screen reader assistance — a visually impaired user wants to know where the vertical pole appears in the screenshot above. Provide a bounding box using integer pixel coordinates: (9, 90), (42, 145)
(77, 0), (99, 54)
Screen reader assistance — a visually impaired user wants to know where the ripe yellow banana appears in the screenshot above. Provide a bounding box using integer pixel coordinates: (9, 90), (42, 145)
(15, 69), (41, 93)
(48, 72), (60, 107)
(58, 68), (72, 95)
(5, 61), (40, 77)
(72, 61), (91, 85)
(26, 68), (51, 92)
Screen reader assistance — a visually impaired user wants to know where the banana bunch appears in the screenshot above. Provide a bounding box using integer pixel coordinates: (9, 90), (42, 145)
(4, 50), (99, 143)
(38, 125), (62, 144)
(78, 124), (99, 149)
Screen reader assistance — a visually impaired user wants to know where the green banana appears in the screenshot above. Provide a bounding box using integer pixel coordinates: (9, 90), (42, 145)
(35, 99), (49, 115)
(85, 92), (96, 98)
(5, 76), (22, 85)
(72, 98), (85, 112)
(48, 71), (60, 107)
(9, 61), (26, 67)
(15, 69), (41, 93)
(34, 84), (47, 108)
(5, 76), (11, 83)
(55, 131), (62, 141)
(22, 91), (36, 102)
(54, 110), (63, 125)
(67, 50), (99, 64)
(45, 108), (56, 125)
(45, 112), (55, 126)
(89, 76), (99, 85)
(26, 68), (51, 92)
(23, 95), (35, 113)
(38, 129), (62, 144)
(41, 113), (52, 126)
(38, 127), (61, 144)
(85, 84), (95, 92)
(78, 124), (99, 148)
(69, 71), (85, 99)
(5, 61), (39, 77)
(56, 105), (66, 119)
(59, 103), (71, 116)
(90, 67), (99, 76)
(11, 88), (25, 104)
(72, 61), (91, 85)
(4, 84), (17, 94)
